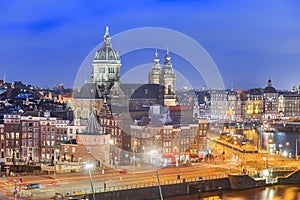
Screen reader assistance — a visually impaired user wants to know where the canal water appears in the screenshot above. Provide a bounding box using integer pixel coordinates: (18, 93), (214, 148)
(261, 131), (300, 158)
(166, 185), (300, 200)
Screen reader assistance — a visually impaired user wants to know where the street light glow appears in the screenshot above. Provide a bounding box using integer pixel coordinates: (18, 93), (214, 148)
(85, 162), (94, 170)
(149, 150), (158, 155)
(85, 162), (96, 200)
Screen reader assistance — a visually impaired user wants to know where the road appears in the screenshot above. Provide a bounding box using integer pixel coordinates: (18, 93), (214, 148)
(0, 161), (239, 199)
(1, 138), (299, 199)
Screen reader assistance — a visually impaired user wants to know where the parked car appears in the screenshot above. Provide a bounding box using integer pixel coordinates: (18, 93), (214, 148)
(24, 183), (40, 190)
(119, 169), (128, 174)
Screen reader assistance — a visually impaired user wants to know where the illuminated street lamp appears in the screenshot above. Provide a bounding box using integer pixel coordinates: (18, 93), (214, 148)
(85, 162), (96, 200)
(262, 157), (268, 169)
(149, 150), (163, 200)
(109, 139), (114, 168)
(267, 139), (273, 154)
(54, 149), (59, 179)
(285, 141), (290, 146)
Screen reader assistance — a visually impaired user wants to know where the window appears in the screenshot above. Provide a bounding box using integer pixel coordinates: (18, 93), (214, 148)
(87, 147), (91, 153)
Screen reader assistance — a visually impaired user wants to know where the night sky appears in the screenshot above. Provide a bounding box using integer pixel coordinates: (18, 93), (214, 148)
(1, 0), (300, 90)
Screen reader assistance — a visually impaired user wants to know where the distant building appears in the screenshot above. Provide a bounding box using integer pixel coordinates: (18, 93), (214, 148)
(245, 88), (264, 120)
(21, 116), (41, 162)
(3, 114), (21, 163)
(61, 112), (110, 167)
(209, 90), (228, 120)
(263, 79), (278, 119)
(129, 107), (208, 166)
(278, 92), (300, 117)
(0, 124), (4, 158)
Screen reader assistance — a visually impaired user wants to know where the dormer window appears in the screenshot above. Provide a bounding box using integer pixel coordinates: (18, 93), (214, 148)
(109, 51), (114, 59)
(100, 51), (105, 58)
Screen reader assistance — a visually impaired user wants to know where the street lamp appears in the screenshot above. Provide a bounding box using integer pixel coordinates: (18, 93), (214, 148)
(109, 139), (114, 168)
(149, 150), (163, 200)
(54, 149), (59, 179)
(262, 157), (268, 169)
(85, 163), (96, 200)
(296, 139), (298, 161)
(268, 139), (273, 154)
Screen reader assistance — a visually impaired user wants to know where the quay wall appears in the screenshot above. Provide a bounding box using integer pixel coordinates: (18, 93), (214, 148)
(277, 170), (300, 184)
(228, 174), (266, 190)
(77, 170), (300, 200)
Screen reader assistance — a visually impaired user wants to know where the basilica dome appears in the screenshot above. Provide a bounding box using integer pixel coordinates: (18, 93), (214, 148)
(94, 26), (120, 63)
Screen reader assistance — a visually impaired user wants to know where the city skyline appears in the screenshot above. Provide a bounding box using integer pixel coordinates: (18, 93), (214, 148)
(1, 0), (300, 90)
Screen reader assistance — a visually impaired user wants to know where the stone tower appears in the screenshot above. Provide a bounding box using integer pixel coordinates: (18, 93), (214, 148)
(160, 49), (176, 106)
(148, 49), (161, 84)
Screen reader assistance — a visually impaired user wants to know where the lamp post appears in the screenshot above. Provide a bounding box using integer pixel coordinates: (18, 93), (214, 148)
(86, 163), (96, 200)
(268, 139), (272, 154)
(262, 157), (268, 169)
(149, 150), (163, 200)
(13, 179), (17, 198)
(109, 139), (114, 168)
(296, 139), (298, 161)
(54, 149), (59, 179)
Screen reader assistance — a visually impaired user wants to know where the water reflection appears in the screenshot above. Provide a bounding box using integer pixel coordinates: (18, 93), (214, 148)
(260, 131), (300, 158)
(227, 185), (300, 200)
(166, 185), (300, 200)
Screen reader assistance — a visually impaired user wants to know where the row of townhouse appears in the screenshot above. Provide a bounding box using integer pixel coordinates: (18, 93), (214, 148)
(209, 79), (300, 121)
(129, 118), (209, 166)
(0, 112), (86, 163)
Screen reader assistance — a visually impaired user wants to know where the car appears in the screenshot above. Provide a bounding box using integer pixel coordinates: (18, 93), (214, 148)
(24, 183), (40, 190)
(119, 169), (128, 174)
(46, 180), (61, 187)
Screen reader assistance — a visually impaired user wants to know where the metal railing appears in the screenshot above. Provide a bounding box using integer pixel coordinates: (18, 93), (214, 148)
(57, 174), (228, 198)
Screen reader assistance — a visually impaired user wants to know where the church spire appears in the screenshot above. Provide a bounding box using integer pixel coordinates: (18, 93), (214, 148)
(149, 49), (161, 84)
(105, 26), (109, 36)
(164, 47), (171, 65)
(153, 49), (159, 64)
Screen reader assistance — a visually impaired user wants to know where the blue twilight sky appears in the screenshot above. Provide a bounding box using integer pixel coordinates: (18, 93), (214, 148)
(0, 0), (300, 90)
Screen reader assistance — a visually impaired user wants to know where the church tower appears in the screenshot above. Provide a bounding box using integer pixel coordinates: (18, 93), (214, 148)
(92, 26), (121, 90)
(160, 49), (176, 106)
(148, 49), (161, 84)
